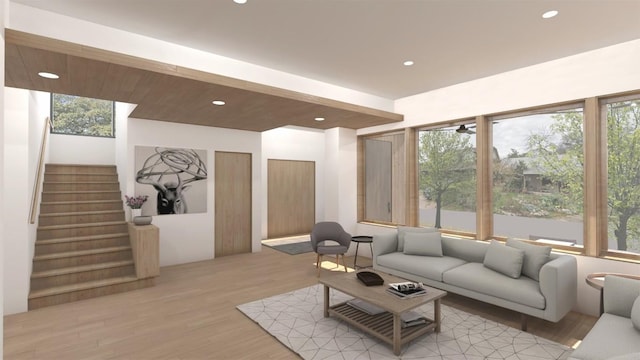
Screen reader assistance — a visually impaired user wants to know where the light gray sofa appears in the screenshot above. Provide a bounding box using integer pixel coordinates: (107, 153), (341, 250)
(569, 275), (640, 360)
(372, 227), (577, 328)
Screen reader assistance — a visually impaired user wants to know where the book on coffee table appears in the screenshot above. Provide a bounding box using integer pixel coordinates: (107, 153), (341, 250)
(387, 282), (427, 298)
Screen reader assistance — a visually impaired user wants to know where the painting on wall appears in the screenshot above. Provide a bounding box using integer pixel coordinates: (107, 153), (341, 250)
(134, 146), (208, 216)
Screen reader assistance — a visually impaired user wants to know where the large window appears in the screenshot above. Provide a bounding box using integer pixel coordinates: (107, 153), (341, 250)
(604, 97), (640, 255)
(51, 93), (115, 137)
(418, 124), (476, 232)
(491, 106), (584, 247)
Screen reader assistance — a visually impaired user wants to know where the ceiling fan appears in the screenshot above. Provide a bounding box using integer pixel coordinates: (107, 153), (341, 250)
(455, 124), (476, 134)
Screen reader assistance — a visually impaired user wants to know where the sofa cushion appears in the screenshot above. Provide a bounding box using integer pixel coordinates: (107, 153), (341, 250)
(506, 238), (551, 281)
(632, 296), (640, 331)
(403, 232), (443, 257)
(604, 275), (640, 318)
(483, 240), (524, 279)
(441, 237), (488, 263)
(376, 252), (466, 282)
(443, 262), (545, 309)
(397, 226), (437, 252)
(569, 313), (640, 360)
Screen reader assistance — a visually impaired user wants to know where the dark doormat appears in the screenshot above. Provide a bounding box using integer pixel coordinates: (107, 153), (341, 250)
(263, 241), (314, 255)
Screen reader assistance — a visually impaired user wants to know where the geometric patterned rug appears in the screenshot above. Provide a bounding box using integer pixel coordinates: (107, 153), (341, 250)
(237, 284), (573, 360)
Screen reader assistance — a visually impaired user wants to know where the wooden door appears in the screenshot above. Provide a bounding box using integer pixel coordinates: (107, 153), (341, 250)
(267, 159), (315, 238)
(215, 151), (252, 256)
(365, 139), (392, 222)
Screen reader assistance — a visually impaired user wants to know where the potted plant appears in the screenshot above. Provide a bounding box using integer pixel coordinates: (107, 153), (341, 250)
(125, 195), (148, 221)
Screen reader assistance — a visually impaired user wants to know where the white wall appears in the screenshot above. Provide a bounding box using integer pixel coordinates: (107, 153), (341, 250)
(127, 118), (262, 266)
(48, 134), (115, 165)
(3, 88), (30, 314)
(261, 126), (326, 238)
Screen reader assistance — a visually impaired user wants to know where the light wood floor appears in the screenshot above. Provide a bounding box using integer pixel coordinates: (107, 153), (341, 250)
(4, 246), (597, 359)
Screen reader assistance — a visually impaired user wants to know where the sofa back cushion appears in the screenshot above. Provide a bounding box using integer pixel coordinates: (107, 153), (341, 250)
(397, 226), (438, 252)
(441, 237), (488, 263)
(403, 232), (443, 257)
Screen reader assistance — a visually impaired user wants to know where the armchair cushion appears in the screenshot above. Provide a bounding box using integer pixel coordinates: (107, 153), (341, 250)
(403, 232), (443, 257)
(631, 296), (640, 331)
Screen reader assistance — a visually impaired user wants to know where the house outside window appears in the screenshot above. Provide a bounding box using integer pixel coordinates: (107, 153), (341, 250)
(51, 93), (115, 137)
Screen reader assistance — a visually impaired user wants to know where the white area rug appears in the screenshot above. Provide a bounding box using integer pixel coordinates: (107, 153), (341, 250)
(237, 285), (573, 360)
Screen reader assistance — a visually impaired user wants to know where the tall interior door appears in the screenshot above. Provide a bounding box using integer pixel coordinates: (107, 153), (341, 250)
(215, 151), (252, 256)
(365, 139), (392, 222)
(267, 159), (315, 238)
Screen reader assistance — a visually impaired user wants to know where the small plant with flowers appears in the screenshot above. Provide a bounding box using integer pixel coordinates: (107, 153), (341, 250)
(124, 195), (148, 209)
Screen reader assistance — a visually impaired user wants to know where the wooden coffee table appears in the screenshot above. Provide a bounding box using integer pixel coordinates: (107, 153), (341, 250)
(318, 271), (447, 356)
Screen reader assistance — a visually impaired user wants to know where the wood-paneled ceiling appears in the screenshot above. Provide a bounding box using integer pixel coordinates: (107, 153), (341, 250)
(5, 30), (403, 132)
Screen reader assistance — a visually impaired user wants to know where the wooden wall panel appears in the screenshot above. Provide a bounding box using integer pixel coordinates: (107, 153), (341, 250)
(215, 151), (252, 256)
(365, 139), (392, 222)
(267, 159), (315, 238)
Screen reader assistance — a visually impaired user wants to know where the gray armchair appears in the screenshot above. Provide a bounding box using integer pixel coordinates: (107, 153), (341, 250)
(310, 222), (351, 276)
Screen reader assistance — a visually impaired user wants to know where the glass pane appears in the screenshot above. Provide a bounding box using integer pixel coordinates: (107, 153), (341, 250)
(418, 126), (476, 232)
(364, 133), (406, 224)
(606, 99), (640, 254)
(52, 94), (115, 137)
(492, 108), (584, 248)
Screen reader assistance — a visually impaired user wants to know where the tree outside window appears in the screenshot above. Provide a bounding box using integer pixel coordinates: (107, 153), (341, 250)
(51, 94), (115, 137)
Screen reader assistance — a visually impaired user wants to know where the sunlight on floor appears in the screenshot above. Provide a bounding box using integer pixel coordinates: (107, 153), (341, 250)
(315, 260), (355, 273)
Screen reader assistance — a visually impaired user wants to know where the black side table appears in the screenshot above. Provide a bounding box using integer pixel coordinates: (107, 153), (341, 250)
(351, 235), (373, 269)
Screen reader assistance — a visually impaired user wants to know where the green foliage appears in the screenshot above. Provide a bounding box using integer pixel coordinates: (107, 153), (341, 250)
(419, 130), (475, 227)
(52, 94), (114, 137)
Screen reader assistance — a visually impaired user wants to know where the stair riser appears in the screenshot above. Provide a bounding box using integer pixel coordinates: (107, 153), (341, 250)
(44, 165), (117, 175)
(38, 212), (125, 226)
(43, 182), (120, 192)
(44, 174), (118, 182)
(40, 202), (124, 213)
(30, 264), (136, 291)
(28, 278), (154, 310)
(33, 249), (133, 272)
(37, 223), (129, 240)
(35, 237), (130, 255)
(42, 192), (122, 202)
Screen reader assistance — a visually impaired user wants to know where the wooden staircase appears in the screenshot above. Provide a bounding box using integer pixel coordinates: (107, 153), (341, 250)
(29, 164), (154, 310)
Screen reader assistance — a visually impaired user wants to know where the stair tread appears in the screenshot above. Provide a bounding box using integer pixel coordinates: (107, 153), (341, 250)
(34, 246), (132, 260)
(31, 260), (135, 278)
(29, 276), (139, 299)
(36, 233), (129, 245)
(38, 220), (127, 230)
(39, 210), (124, 217)
(41, 200), (122, 205)
(42, 190), (121, 194)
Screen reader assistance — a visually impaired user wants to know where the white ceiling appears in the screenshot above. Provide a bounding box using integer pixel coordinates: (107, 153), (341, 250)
(11, 0), (640, 100)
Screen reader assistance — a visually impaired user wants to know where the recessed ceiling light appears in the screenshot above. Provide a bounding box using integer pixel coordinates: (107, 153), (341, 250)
(38, 72), (59, 79)
(542, 10), (558, 19)
(233, 0), (247, 4)
(314, 117), (325, 121)
(403, 60), (414, 66)
(212, 100), (225, 106)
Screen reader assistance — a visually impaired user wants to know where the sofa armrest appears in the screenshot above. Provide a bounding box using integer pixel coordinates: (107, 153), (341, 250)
(603, 275), (640, 318)
(539, 255), (577, 322)
(372, 233), (398, 266)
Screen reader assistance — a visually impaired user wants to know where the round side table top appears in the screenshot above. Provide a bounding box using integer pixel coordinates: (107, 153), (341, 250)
(351, 235), (373, 243)
(586, 272), (640, 290)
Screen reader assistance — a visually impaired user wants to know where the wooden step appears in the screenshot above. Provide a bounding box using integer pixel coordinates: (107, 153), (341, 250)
(43, 181), (121, 192)
(35, 233), (130, 255)
(32, 246), (133, 272)
(41, 190), (122, 202)
(39, 200), (124, 214)
(44, 173), (119, 182)
(37, 221), (128, 240)
(44, 164), (117, 175)
(30, 260), (136, 291)
(38, 210), (125, 226)
(28, 276), (155, 310)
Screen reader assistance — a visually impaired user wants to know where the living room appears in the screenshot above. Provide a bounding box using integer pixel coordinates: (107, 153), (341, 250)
(2, 1), (640, 359)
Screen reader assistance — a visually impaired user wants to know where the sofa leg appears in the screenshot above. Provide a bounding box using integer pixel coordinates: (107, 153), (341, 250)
(520, 314), (528, 332)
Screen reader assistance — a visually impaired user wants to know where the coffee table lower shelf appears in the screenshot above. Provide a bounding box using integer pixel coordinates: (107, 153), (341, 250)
(328, 302), (437, 353)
